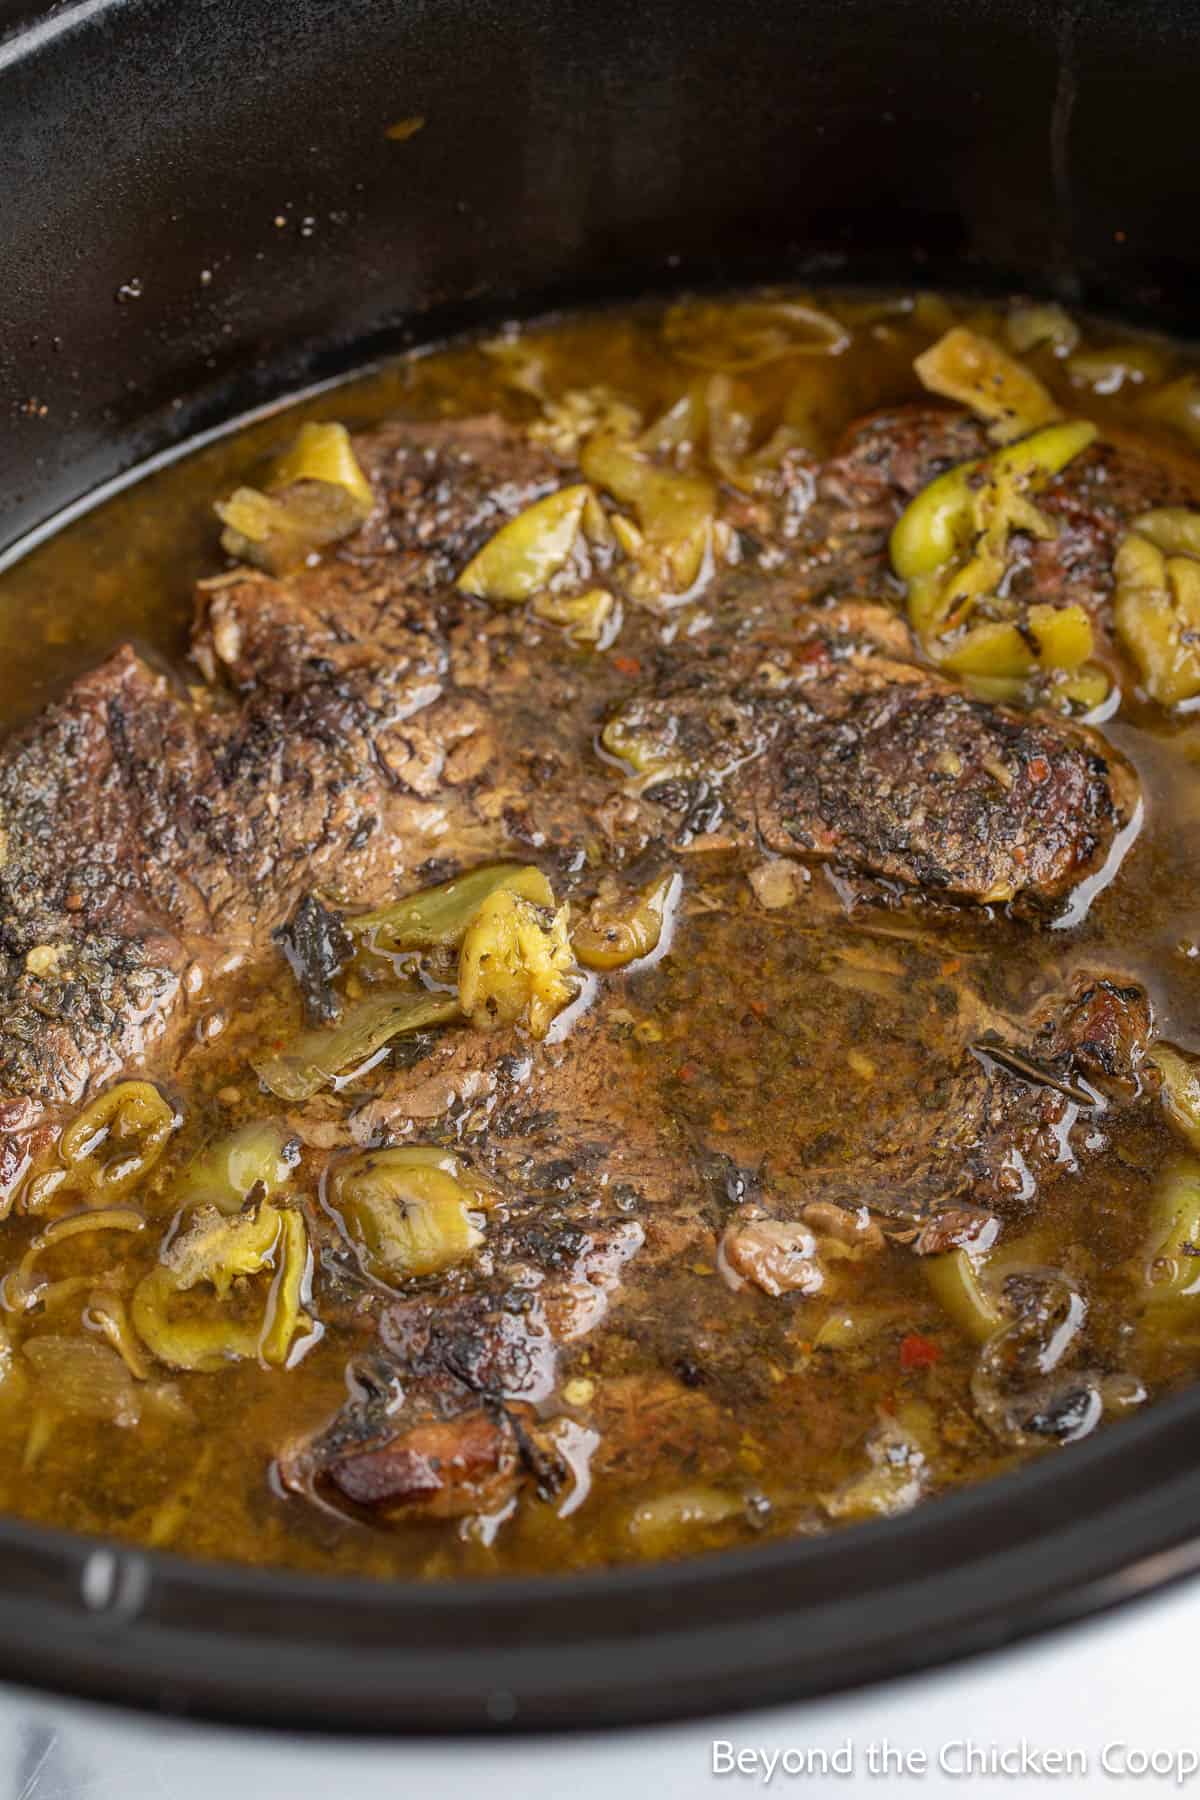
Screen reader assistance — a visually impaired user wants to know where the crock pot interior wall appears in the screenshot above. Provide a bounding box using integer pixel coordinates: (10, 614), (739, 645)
(1, 0), (1195, 564)
(1, 0), (1200, 1735)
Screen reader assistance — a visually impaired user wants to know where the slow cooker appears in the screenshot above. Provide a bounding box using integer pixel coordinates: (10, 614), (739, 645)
(1, 0), (1198, 1776)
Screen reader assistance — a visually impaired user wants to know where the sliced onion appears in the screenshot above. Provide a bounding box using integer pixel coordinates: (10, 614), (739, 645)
(23, 1335), (140, 1425)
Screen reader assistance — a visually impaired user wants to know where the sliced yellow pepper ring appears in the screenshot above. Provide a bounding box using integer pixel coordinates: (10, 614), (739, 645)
(662, 298), (850, 369)
(572, 872), (680, 971)
(5, 1207), (146, 1313)
(130, 1203), (309, 1373)
(457, 484), (592, 603)
(46, 1081), (178, 1206)
(329, 1150), (491, 1282)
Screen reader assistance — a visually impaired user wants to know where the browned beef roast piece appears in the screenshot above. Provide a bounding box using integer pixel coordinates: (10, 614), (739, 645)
(281, 1149), (646, 1522)
(776, 973), (1153, 1239)
(603, 604), (1139, 906)
(0, 651), (188, 1126)
(0, 420), (568, 1135)
(0, 638), (399, 1124)
(278, 959), (1152, 1521)
(0, 403), (1169, 1159)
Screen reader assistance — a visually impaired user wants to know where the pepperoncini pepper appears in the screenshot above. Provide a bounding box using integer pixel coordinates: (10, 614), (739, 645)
(328, 1146), (494, 1283)
(215, 421), (374, 574)
(914, 327), (1061, 443)
(457, 484), (593, 602)
(130, 1203), (310, 1372)
(1113, 510), (1200, 706)
(348, 863), (555, 953)
(572, 873), (680, 971)
(23, 1081), (180, 1214)
(890, 420), (1099, 692)
(579, 432), (716, 602)
(458, 888), (577, 1038)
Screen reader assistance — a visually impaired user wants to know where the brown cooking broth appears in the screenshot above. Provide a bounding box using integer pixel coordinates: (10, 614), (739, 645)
(0, 290), (1197, 1578)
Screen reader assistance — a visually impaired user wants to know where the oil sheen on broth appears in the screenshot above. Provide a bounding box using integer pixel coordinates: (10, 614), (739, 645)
(0, 291), (1197, 1581)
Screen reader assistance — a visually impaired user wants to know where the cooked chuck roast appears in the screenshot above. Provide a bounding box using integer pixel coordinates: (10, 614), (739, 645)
(605, 604), (1137, 905)
(0, 395), (1186, 1535)
(282, 1210), (643, 1520)
(0, 409), (1151, 1121)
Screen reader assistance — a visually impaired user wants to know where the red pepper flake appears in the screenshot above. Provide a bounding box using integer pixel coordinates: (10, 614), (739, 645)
(747, 998), (768, 1018)
(1027, 756), (1050, 785)
(899, 1333), (941, 1371)
(795, 641), (828, 666)
(676, 1060), (701, 1083)
(611, 653), (642, 677)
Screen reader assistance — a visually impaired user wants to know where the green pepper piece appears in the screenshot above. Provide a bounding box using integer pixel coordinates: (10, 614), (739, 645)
(458, 485), (592, 603)
(272, 422), (374, 514)
(458, 889), (576, 1039)
(348, 863), (555, 952)
(1142, 1158), (1200, 1308)
(1114, 530), (1200, 705)
(130, 1204), (310, 1372)
(915, 326), (1061, 443)
(173, 1121), (298, 1216)
(215, 422), (374, 574)
(253, 988), (460, 1103)
(329, 1150), (491, 1282)
(1151, 1045), (1200, 1151)
(890, 460), (978, 582)
(580, 432), (715, 597)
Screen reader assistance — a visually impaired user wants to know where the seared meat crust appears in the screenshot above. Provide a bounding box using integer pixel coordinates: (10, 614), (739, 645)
(0, 405), (1168, 1215)
(0, 421), (567, 1120)
(757, 646), (1135, 905)
(608, 610), (1138, 905)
